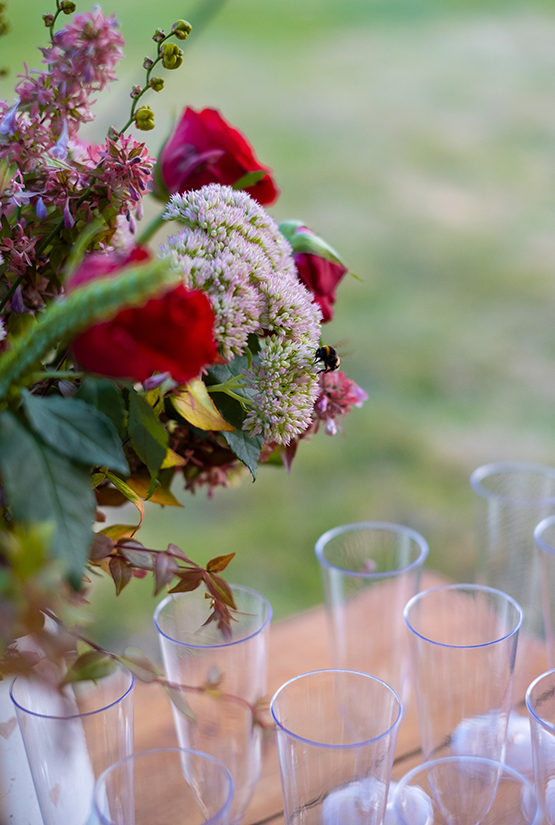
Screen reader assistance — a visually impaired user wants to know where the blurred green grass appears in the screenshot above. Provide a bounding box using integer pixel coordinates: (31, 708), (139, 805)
(3, 0), (555, 652)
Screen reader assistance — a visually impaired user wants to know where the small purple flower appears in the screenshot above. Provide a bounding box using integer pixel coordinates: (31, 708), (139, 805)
(35, 197), (48, 219)
(143, 372), (172, 391)
(9, 285), (25, 314)
(0, 99), (20, 136)
(63, 198), (75, 228)
(51, 119), (69, 159)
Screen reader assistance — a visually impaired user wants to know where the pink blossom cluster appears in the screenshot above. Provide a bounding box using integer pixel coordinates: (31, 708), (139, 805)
(161, 184), (322, 445)
(0, 7), (153, 306)
(310, 371), (368, 436)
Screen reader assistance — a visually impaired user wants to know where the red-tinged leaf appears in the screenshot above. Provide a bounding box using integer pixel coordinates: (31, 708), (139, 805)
(119, 540), (153, 570)
(115, 647), (161, 683)
(105, 472), (145, 531)
(89, 533), (114, 561)
(206, 573), (237, 609)
(154, 552), (179, 596)
(61, 650), (116, 685)
(109, 555), (132, 595)
(99, 524), (136, 541)
(168, 569), (204, 594)
(206, 553), (236, 574)
(163, 684), (196, 721)
(167, 543), (190, 561)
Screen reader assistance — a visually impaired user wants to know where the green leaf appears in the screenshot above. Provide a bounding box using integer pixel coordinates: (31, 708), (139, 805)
(76, 378), (127, 439)
(205, 356), (253, 430)
(0, 412), (96, 586)
(232, 170), (267, 190)
(105, 472), (145, 529)
(278, 220), (346, 266)
(22, 392), (129, 475)
(62, 650), (117, 685)
(221, 428), (263, 481)
(205, 357), (262, 478)
(163, 683), (196, 721)
(128, 391), (168, 477)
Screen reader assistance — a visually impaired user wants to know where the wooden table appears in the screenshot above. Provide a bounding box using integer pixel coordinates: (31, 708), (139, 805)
(132, 572), (548, 825)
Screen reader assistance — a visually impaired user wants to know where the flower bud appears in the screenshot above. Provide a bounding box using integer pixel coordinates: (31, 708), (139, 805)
(107, 125), (120, 140)
(43, 13), (55, 26)
(161, 42), (183, 70)
(134, 105), (155, 131)
(143, 56), (154, 70)
(149, 77), (164, 92)
(152, 28), (165, 43)
(60, 0), (76, 13)
(130, 85), (142, 99)
(172, 19), (192, 40)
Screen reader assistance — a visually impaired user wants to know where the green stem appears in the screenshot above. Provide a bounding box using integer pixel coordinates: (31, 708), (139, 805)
(207, 375), (252, 411)
(31, 370), (84, 381)
(136, 212), (166, 246)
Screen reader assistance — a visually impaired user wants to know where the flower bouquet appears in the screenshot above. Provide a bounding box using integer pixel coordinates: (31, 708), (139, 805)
(0, 0), (366, 682)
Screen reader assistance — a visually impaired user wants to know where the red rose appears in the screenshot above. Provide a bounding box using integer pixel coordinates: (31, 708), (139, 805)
(69, 249), (219, 384)
(293, 253), (348, 324)
(156, 107), (279, 206)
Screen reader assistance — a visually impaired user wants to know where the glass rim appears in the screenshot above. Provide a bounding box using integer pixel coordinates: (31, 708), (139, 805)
(534, 515), (555, 556)
(153, 583), (272, 649)
(93, 747), (234, 825)
(525, 668), (555, 734)
(393, 754), (540, 823)
(470, 461), (555, 505)
(403, 583), (523, 649)
(314, 521), (429, 579)
(10, 668), (134, 720)
(270, 668), (402, 749)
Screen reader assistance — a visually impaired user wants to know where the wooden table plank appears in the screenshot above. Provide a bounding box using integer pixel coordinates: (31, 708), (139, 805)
(132, 571), (549, 825)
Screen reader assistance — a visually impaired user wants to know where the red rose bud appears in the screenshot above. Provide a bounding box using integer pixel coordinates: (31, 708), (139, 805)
(155, 107), (279, 206)
(280, 221), (349, 324)
(69, 249), (219, 384)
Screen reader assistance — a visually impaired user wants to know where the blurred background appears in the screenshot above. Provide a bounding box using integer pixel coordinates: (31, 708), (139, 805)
(2, 0), (555, 653)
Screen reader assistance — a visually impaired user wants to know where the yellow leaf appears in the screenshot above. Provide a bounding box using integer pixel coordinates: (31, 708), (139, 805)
(161, 448), (186, 469)
(126, 475), (184, 507)
(105, 472), (145, 532)
(171, 379), (235, 432)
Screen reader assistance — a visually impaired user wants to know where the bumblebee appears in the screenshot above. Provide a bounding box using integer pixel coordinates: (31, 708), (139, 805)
(314, 345), (341, 374)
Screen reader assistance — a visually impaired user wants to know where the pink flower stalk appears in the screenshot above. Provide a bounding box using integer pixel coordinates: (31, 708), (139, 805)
(0, 7), (124, 173)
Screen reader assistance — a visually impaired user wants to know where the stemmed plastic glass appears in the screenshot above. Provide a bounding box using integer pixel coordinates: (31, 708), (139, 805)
(526, 668), (555, 824)
(315, 521), (428, 706)
(470, 461), (555, 640)
(154, 585), (271, 825)
(404, 584), (522, 764)
(534, 515), (555, 668)
(271, 669), (402, 824)
(470, 461), (555, 773)
(91, 747), (234, 825)
(11, 666), (134, 825)
(391, 756), (540, 825)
